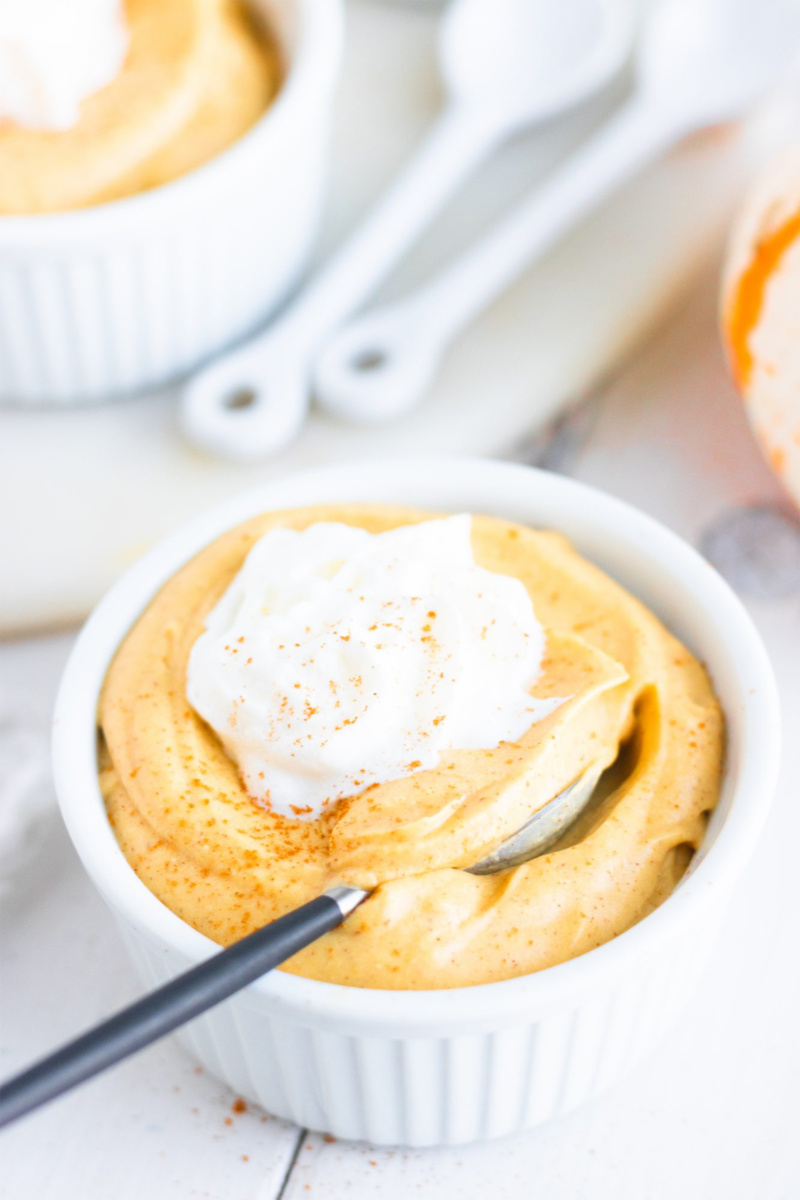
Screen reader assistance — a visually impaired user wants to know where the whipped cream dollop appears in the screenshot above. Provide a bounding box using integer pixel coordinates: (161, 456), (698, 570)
(187, 516), (561, 819)
(0, 0), (128, 130)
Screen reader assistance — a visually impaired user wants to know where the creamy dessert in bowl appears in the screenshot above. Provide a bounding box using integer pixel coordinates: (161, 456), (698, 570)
(53, 460), (779, 1144)
(0, 0), (343, 403)
(99, 504), (724, 989)
(0, 0), (280, 214)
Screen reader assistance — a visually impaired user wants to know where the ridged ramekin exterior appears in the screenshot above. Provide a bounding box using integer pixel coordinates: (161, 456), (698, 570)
(115, 899), (725, 1146)
(52, 460), (781, 1149)
(0, 0), (341, 406)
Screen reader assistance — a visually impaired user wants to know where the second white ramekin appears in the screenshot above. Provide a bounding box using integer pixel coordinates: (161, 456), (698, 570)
(52, 459), (780, 1146)
(0, 0), (343, 406)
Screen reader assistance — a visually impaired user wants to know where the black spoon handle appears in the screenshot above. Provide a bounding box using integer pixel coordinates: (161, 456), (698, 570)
(0, 886), (367, 1130)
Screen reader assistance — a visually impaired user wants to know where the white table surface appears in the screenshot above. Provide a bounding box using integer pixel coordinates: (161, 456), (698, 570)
(3, 266), (800, 1199)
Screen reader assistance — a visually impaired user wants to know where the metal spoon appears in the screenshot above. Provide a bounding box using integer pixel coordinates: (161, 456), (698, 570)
(179, 0), (633, 459)
(0, 764), (601, 1128)
(315, 0), (800, 424)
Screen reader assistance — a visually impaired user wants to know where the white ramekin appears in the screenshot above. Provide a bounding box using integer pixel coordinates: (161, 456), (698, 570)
(52, 459), (780, 1146)
(0, 0), (343, 406)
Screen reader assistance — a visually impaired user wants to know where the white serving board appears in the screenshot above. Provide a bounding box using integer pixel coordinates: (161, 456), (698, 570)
(0, 0), (793, 633)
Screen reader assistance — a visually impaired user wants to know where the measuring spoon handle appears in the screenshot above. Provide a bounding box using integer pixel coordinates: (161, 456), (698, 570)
(179, 105), (505, 459)
(315, 95), (685, 423)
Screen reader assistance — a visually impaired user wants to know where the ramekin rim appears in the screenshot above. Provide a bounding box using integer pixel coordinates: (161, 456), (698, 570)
(0, 0), (344, 246)
(52, 457), (781, 1026)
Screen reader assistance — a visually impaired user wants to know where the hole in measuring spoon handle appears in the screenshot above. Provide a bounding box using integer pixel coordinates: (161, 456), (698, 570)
(222, 387), (259, 412)
(351, 348), (389, 373)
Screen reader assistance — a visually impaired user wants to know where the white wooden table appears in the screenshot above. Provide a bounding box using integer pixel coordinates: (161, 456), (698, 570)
(3, 267), (800, 1199)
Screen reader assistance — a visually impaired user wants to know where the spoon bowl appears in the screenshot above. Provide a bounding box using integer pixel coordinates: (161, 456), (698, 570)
(469, 763), (604, 874)
(639, 0), (800, 121)
(442, 0), (632, 120)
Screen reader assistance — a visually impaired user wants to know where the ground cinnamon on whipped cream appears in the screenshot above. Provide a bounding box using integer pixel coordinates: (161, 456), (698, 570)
(99, 505), (724, 989)
(186, 516), (566, 818)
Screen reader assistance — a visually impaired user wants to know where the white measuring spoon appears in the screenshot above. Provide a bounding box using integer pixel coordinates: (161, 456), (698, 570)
(315, 0), (800, 425)
(180, 0), (633, 459)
